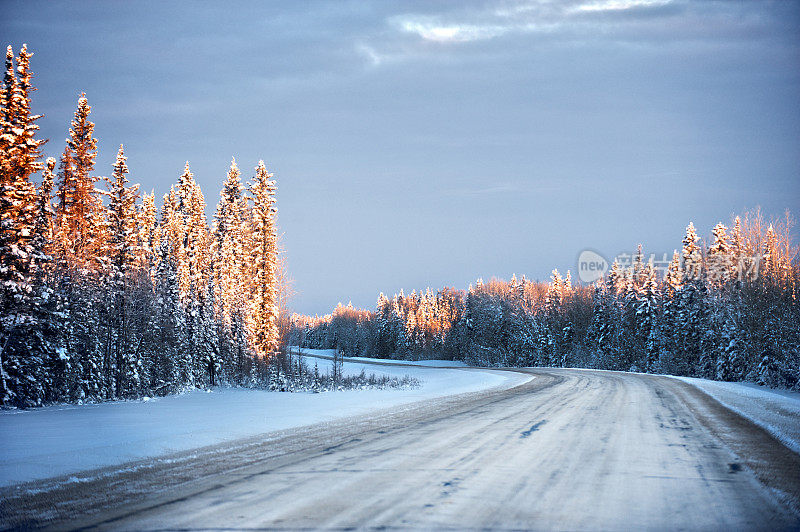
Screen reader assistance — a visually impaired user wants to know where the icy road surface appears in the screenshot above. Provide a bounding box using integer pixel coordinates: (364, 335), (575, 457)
(2, 366), (799, 530)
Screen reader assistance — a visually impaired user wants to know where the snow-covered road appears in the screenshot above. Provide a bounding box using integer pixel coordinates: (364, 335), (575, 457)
(3, 365), (797, 530)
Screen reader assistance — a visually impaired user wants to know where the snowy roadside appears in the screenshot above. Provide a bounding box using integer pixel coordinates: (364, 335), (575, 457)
(0, 352), (529, 488)
(293, 348), (469, 369)
(671, 376), (800, 454)
(294, 348), (521, 401)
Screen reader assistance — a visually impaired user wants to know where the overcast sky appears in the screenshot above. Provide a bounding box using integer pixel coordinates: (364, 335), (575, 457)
(3, 0), (798, 314)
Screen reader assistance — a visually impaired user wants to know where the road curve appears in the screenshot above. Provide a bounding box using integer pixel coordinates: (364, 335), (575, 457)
(2, 368), (799, 531)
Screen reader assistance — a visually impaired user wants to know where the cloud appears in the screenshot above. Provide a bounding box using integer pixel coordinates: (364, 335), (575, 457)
(389, 1), (681, 45)
(357, 43), (383, 66)
(372, 0), (786, 63)
(570, 0), (672, 13)
(393, 17), (509, 43)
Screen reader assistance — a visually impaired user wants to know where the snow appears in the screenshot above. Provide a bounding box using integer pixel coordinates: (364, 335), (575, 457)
(0, 352), (528, 488)
(673, 376), (800, 454)
(295, 348), (469, 368)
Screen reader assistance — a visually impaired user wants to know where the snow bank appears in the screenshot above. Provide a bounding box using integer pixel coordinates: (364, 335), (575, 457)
(0, 353), (528, 488)
(674, 376), (800, 454)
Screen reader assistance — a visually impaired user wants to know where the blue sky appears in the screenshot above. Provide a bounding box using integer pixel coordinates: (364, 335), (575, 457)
(3, 0), (799, 314)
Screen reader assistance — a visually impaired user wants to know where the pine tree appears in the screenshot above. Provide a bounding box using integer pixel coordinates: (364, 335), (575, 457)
(637, 263), (660, 372)
(212, 158), (250, 331)
(136, 191), (157, 276)
(716, 305), (744, 382)
(707, 222), (732, 290)
(682, 222), (703, 282)
(32, 157), (56, 266)
(9, 45), (45, 185)
(177, 163), (211, 304)
(49, 97), (108, 399)
(0, 47), (15, 183)
(677, 223), (710, 376)
(105, 145), (141, 396)
(0, 45), (47, 406)
(54, 93), (103, 272)
(151, 237), (185, 394)
(247, 161), (279, 361)
(730, 216), (745, 283)
(660, 250), (682, 366)
(762, 224), (779, 287)
(158, 163), (212, 385)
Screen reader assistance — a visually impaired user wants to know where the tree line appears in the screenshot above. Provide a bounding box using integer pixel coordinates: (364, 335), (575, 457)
(0, 44), (282, 408)
(291, 212), (799, 389)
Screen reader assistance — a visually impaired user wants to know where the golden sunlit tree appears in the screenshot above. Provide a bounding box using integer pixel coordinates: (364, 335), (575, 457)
(0, 45), (47, 405)
(54, 94), (105, 272)
(247, 160), (279, 361)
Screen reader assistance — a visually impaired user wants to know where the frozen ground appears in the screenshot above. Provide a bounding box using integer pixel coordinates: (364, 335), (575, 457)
(674, 376), (800, 453)
(0, 352), (527, 488)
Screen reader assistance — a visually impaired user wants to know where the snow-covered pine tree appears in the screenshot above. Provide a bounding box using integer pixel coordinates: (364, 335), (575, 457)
(50, 97), (105, 403)
(658, 250), (682, 370)
(762, 224), (779, 288)
(29, 156), (66, 403)
(247, 161), (279, 362)
(620, 261), (640, 370)
(0, 45), (47, 407)
(679, 223), (713, 377)
(150, 236), (185, 394)
(8, 45), (45, 187)
(136, 191), (157, 278)
(32, 157), (56, 268)
(198, 277), (222, 386)
(595, 264), (622, 370)
(375, 292), (395, 356)
(0, 46), (14, 181)
(212, 159), (252, 382)
(105, 145), (141, 397)
(186, 169), (212, 303)
(54, 93), (104, 272)
(715, 303), (745, 382)
(158, 163), (211, 386)
(637, 262), (660, 372)
(707, 222), (732, 291)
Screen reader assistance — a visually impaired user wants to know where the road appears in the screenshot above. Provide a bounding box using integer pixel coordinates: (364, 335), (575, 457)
(2, 367), (799, 530)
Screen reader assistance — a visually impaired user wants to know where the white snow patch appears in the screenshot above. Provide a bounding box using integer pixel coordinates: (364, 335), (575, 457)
(673, 376), (800, 454)
(0, 352), (528, 487)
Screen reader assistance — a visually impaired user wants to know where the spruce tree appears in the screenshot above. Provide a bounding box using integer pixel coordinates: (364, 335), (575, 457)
(9, 45), (45, 185)
(0, 45), (47, 406)
(105, 145), (141, 396)
(151, 237), (185, 394)
(707, 222), (732, 290)
(678, 223), (709, 376)
(136, 191), (157, 276)
(54, 93), (103, 271)
(247, 161), (279, 361)
(212, 158), (250, 333)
